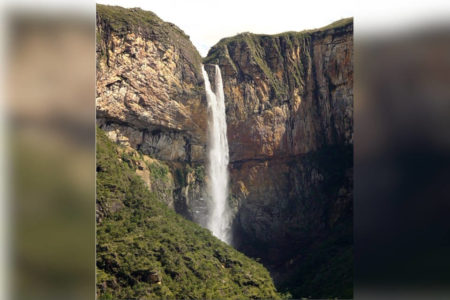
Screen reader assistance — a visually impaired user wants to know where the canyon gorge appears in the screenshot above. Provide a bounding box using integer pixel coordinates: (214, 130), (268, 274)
(96, 4), (353, 299)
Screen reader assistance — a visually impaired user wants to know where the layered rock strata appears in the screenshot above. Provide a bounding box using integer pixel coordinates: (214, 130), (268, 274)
(96, 5), (208, 221)
(204, 19), (353, 297)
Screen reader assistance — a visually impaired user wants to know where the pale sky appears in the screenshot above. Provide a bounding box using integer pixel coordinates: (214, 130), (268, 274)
(96, 0), (355, 56)
(5, 0), (450, 56)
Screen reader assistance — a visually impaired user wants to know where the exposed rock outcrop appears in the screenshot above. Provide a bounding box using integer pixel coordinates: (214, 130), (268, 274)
(96, 5), (208, 221)
(205, 19), (353, 161)
(96, 5), (206, 162)
(96, 4), (353, 297)
(204, 18), (353, 298)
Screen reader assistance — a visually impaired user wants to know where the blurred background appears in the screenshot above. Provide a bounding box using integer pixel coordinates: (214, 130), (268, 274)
(1, 1), (95, 299)
(355, 2), (450, 298)
(1, 0), (450, 299)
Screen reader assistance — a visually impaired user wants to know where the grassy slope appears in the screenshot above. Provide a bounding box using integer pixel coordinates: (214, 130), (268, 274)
(96, 129), (279, 299)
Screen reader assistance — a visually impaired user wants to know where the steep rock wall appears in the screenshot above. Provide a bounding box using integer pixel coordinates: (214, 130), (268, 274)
(205, 19), (353, 298)
(205, 19), (352, 161)
(96, 5), (353, 296)
(96, 5), (208, 221)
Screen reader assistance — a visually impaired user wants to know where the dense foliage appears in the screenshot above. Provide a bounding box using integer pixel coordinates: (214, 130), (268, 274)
(96, 129), (279, 299)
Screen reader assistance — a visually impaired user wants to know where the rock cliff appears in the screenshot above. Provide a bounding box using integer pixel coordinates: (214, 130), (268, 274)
(96, 4), (353, 297)
(205, 18), (352, 161)
(95, 6), (281, 299)
(204, 19), (353, 298)
(96, 5), (208, 222)
(96, 4), (206, 162)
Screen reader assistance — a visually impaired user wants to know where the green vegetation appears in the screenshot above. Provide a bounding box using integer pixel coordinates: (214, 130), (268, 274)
(96, 128), (279, 299)
(147, 160), (174, 205)
(194, 165), (205, 182)
(319, 17), (353, 31)
(205, 17), (352, 53)
(97, 4), (182, 38)
(148, 161), (169, 182)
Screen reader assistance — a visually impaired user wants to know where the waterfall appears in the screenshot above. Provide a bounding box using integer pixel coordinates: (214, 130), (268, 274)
(201, 64), (231, 244)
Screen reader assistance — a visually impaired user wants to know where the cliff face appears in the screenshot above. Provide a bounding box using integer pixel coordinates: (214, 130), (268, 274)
(96, 5), (208, 221)
(96, 5), (207, 162)
(205, 19), (353, 298)
(95, 6), (281, 299)
(96, 4), (353, 297)
(205, 19), (352, 161)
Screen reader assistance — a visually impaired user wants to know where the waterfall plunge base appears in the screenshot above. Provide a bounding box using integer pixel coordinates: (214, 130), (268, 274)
(201, 65), (231, 244)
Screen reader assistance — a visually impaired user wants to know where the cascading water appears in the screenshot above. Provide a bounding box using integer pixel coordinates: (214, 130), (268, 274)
(201, 64), (231, 244)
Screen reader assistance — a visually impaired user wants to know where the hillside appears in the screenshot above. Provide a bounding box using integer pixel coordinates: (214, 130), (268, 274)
(96, 128), (279, 299)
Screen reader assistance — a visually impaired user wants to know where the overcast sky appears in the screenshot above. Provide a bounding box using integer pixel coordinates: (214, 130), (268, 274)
(6, 1), (450, 56)
(96, 0), (355, 56)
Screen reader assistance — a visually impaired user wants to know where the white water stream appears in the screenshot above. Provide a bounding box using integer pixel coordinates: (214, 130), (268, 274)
(201, 64), (231, 244)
